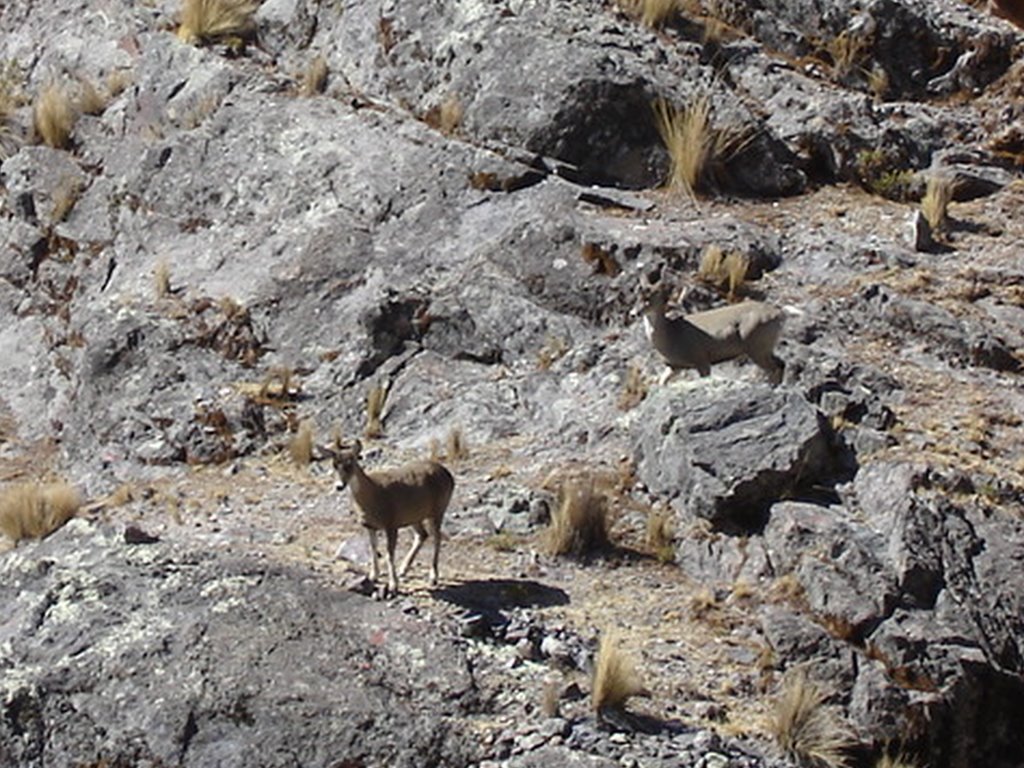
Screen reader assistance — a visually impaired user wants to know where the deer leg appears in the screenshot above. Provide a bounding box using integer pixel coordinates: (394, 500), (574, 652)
(427, 518), (441, 586)
(398, 522), (427, 577)
(383, 527), (400, 597)
(366, 528), (380, 582)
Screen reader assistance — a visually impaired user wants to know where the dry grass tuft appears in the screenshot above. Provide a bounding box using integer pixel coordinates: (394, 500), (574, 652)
(771, 668), (853, 768)
(617, 363), (648, 410)
(301, 55), (328, 96)
(77, 78), (108, 116)
(0, 482), (83, 543)
(828, 30), (871, 79)
(446, 426), (469, 462)
(289, 420), (314, 467)
(654, 96), (710, 198)
(154, 261), (172, 299)
(541, 677), (562, 718)
(537, 334), (570, 370)
(33, 82), (75, 150)
(544, 477), (611, 557)
(51, 176), (85, 223)
(645, 503), (675, 563)
(698, 244), (751, 298)
(177, 0), (258, 46)
(106, 70), (134, 98)
(0, 60), (24, 120)
(875, 752), (920, 768)
(364, 381), (389, 439)
(592, 630), (649, 714)
(619, 0), (680, 29)
(921, 175), (954, 236)
(438, 94), (463, 136)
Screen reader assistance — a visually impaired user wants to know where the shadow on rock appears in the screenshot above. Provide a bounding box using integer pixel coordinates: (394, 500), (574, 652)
(433, 578), (569, 611)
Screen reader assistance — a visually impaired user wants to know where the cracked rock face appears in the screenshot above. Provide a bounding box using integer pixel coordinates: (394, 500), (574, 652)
(0, 521), (480, 768)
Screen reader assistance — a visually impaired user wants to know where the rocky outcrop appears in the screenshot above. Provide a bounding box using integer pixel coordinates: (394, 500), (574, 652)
(0, 520), (480, 768)
(632, 381), (842, 531)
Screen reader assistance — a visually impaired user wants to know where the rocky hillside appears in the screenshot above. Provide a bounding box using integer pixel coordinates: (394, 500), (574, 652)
(2, 0), (1024, 766)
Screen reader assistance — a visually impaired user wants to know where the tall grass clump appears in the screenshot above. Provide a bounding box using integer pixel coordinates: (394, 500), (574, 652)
(177, 0), (258, 46)
(0, 482), (83, 542)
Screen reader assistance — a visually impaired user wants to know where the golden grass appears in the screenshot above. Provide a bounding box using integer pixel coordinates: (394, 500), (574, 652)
(771, 668), (853, 768)
(301, 55), (328, 96)
(364, 381), (389, 439)
(154, 261), (171, 299)
(654, 96), (710, 198)
(177, 0), (258, 46)
(592, 630), (649, 713)
(921, 175), (954, 235)
(697, 244), (750, 298)
(619, 0), (680, 28)
(33, 82), (75, 149)
(0, 482), (82, 543)
(544, 477), (610, 557)
(289, 420), (314, 467)
(446, 426), (469, 462)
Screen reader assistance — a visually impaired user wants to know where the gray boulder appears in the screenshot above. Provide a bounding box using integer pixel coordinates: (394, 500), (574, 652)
(0, 520), (480, 768)
(632, 381), (839, 531)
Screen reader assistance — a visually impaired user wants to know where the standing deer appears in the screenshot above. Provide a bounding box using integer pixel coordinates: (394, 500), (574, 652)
(325, 439), (454, 598)
(640, 286), (789, 384)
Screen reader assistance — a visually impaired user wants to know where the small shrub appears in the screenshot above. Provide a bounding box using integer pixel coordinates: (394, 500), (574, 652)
(33, 82), (75, 149)
(0, 482), (82, 543)
(177, 0), (258, 46)
(592, 630), (649, 714)
(289, 420), (314, 467)
(301, 55), (328, 96)
(854, 149), (914, 201)
(544, 477), (610, 557)
(771, 668), (853, 768)
(364, 381), (389, 439)
(921, 175), (954, 235)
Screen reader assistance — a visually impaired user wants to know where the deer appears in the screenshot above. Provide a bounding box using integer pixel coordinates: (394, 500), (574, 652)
(322, 439), (454, 598)
(639, 284), (791, 385)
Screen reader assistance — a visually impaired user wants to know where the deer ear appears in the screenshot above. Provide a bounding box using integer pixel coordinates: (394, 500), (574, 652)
(351, 439), (363, 457)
